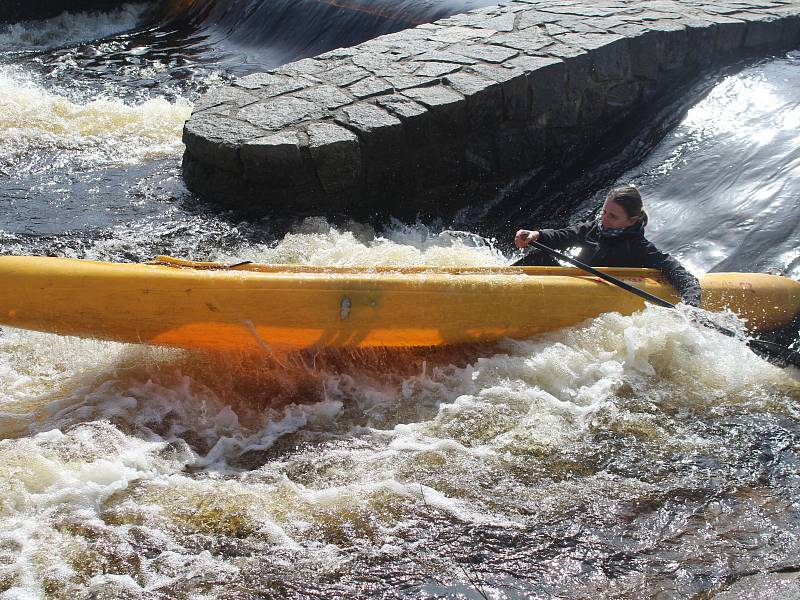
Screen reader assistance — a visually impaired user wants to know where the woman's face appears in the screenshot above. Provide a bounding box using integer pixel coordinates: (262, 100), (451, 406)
(600, 198), (638, 229)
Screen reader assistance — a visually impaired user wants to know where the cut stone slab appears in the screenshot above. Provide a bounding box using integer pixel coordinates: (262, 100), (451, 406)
(426, 25), (495, 43)
(295, 85), (354, 110)
(240, 131), (303, 173)
(448, 42), (520, 63)
(307, 122), (362, 193)
(402, 85), (466, 134)
(193, 86), (259, 113)
(385, 74), (437, 90)
(415, 50), (478, 65)
(183, 115), (266, 171)
(402, 85), (464, 110)
(411, 61), (462, 78)
(234, 72), (309, 96)
(445, 71), (503, 128)
(319, 64), (371, 87)
(489, 31), (553, 53)
(238, 97), (322, 131)
(349, 76), (394, 99)
(335, 103), (405, 150)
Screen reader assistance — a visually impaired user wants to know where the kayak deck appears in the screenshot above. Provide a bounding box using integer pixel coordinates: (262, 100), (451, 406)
(0, 255), (798, 351)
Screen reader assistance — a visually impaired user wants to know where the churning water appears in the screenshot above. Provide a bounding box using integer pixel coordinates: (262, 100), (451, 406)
(0, 3), (799, 599)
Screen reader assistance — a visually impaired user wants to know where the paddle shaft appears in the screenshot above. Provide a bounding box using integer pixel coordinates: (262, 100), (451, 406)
(516, 240), (800, 367)
(520, 240), (675, 308)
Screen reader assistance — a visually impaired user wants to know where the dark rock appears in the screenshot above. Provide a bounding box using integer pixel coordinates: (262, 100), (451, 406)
(628, 30), (664, 79)
(606, 81), (641, 108)
(307, 122), (363, 194)
(376, 94), (431, 146)
(713, 18), (748, 52)
(183, 116), (265, 172)
(564, 53), (593, 101)
(468, 63), (531, 120)
(335, 103), (405, 151)
(240, 131), (303, 174)
(494, 122), (546, 175)
(529, 59), (567, 115)
(649, 21), (689, 70)
(744, 18), (782, 48)
(779, 14), (800, 47)
(464, 134), (497, 174)
(444, 72), (503, 130)
(417, 141), (466, 189)
(684, 19), (717, 65)
(402, 85), (466, 137)
(547, 98), (581, 127)
(579, 85), (607, 125)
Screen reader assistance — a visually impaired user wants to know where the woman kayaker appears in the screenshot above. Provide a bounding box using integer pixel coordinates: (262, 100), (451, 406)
(515, 185), (701, 306)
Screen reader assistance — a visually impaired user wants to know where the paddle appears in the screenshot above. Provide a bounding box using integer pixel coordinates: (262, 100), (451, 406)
(513, 240), (800, 368)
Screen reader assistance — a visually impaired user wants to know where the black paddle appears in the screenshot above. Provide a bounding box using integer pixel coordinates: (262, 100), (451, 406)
(514, 240), (800, 368)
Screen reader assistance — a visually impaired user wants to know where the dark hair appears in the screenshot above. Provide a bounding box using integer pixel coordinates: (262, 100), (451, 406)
(606, 185), (645, 220)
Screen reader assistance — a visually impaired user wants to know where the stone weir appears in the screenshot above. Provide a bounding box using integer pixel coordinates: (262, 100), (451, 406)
(182, 0), (800, 219)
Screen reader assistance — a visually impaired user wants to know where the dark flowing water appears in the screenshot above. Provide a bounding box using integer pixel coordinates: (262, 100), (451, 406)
(0, 3), (799, 599)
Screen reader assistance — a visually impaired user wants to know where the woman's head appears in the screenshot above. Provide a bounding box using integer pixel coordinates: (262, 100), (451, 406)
(600, 185), (644, 229)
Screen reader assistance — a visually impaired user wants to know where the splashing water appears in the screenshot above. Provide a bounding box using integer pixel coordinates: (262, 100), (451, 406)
(0, 4), (798, 599)
(0, 66), (192, 171)
(0, 3), (152, 51)
(0, 304), (797, 597)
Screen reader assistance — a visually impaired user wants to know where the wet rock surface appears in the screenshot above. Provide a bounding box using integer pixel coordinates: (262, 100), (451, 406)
(182, 0), (800, 219)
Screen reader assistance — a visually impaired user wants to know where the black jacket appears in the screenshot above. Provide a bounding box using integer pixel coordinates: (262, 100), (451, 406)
(530, 218), (702, 306)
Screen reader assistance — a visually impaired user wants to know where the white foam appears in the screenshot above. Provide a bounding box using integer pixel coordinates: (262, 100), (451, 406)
(0, 3), (151, 51)
(0, 66), (192, 168)
(229, 218), (508, 267)
(0, 301), (796, 595)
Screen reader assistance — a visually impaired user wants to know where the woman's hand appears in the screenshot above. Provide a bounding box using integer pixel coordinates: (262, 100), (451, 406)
(514, 229), (540, 248)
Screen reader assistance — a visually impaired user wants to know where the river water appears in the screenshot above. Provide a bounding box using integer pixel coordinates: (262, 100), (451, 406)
(0, 3), (799, 599)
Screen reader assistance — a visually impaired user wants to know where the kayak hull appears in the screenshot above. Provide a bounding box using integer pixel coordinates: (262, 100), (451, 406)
(0, 256), (798, 351)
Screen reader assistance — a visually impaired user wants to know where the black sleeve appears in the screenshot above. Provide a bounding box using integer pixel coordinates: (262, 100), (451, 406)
(641, 242), (702, 307)
(537, 222), (594, 250)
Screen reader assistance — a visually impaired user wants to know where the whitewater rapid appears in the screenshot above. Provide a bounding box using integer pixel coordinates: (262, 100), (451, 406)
(0, 3), (799, 599)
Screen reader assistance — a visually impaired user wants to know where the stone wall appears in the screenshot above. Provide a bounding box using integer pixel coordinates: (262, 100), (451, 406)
(0, 0), (127, 23)
(182, 0), (800, 219)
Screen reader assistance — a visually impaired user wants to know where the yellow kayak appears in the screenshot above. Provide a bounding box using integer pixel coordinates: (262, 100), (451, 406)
(0, 255), (797, 352)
